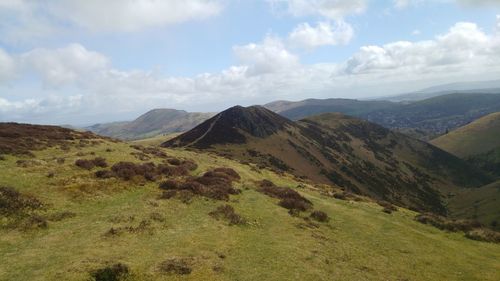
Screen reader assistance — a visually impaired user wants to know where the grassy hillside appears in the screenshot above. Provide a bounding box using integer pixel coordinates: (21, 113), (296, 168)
(431, 112), (500, 157)
(164, 107), (492, 215)
(448, 180), (500, 230)
(87, 109), (213, 140)
(1, 129), (499, 281)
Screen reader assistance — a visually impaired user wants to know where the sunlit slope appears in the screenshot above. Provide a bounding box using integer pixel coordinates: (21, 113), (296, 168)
(0, 132), (498, 280)
(432, 112), (500, 157)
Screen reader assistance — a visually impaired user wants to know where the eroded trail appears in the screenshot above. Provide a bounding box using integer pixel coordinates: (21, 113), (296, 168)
(185, 114), (222, 147)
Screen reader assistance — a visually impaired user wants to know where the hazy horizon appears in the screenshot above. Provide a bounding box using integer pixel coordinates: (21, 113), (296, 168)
(1, 0), (500, 125)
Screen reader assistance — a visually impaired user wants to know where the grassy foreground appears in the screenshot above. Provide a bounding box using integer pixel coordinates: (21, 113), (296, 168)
(0, 139), (499, 281)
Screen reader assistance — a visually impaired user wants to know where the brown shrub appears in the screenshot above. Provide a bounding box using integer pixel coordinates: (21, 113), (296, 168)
(159, 180), (180, 190)
(75, 159), (95, 170)
(167, 158), (182, 165)
(131, 145), (168, 158)
(92, 263), (130, 281)
(180, 160), (198, 171)
(211, 168), (240, 181)
(95, 170), (114, 179)
(278, 198), (311, 212)
(18, 215), (48, 230)
(157, 164), (189, 177)
(0, 186), (43, 217)
(465, 229), (500, 243)
(75, 157), (108, 170)
(209, 205), (246, 225)
(415, 213), (482, 232)
(377, 201), (397, 214)
(310, 210), (330, 222)
(159, 258), (192, 275)
(332, 191), (356, 201)
(258, 180), (312, 212)
(111, 161), (157, 181)
(93, 157), (108, 168)
(159, 190), (177, 199)
(0, 123), (102, 156)
(157, 168), (240, 201)
(149, 212), (165, 222)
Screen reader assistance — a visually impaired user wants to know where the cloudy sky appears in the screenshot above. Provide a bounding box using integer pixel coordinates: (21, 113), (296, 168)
(1, 0), (500, 125)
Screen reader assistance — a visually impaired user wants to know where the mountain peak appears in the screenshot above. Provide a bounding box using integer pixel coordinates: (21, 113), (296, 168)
(163, 105), (293, 148)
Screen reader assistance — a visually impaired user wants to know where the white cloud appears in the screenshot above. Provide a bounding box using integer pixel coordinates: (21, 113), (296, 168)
(456, 0), (500, 6)
(497, 15), (500, 33)
(0, 48), (16, 82)
(47, 0), (223, 32)
(2, 19), (500, 124)
(21, 44), (110, 87)
(288, 21), (354, 49)
(343, 22), (496, 75)
(233, 36), (300, 76)
(0, 0), (223, 43)
(268, 0), (367, 19)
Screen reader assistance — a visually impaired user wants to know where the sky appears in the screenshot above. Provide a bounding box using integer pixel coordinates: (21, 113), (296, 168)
(0, 0), (500, 125)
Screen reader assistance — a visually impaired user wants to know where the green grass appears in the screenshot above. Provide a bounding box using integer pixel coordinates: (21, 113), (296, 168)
(431, 112), (500, 157)
(0, 140), (499, 280)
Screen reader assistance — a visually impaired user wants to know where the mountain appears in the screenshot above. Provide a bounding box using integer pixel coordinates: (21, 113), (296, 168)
(267, 93), (500, 140)
(431, 112), (500, 158)
(383, 80), (500, 102)
(164, 106), (492, 214)
(264, 98), (396, 121)
(364, 93), (500, 138)
(87, 108), (213, 140)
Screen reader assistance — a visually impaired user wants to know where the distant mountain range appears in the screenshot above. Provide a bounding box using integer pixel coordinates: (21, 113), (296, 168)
(164, 105), (491, 214)
(266, 93), (500, 140)
(380, 79), (500, 102)
(86, 80), (500, 141)
(87, 109), (214, 140)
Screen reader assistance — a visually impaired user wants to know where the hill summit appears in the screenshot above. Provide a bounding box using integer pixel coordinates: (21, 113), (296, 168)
(164, 105), (294, 148)
(164, 106), (492, 214)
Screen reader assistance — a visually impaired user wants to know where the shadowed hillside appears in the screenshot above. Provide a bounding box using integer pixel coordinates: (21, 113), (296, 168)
(164, 106), (492, 214)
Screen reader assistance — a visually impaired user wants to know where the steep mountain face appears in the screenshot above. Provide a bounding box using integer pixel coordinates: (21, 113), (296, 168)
(163, 106), (492, 214)
(87, 109), (213, 140)
(267, 93), (500, 140)
(165, 106), (294, 148)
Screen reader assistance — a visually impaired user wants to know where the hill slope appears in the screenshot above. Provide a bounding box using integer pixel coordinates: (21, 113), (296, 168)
(431, 112), (500, 158)
(87, 109), (213, 140)
(0, 123), (499, 280)
(164, 106), (491, 214)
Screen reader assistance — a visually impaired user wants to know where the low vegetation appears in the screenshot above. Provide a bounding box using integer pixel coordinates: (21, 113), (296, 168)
(91, 263), (130, 281)
(258, 180), (312, 213)
(415, 213), (500, 243)
(158, 167), (241, 201)
(209, 204), (246, 225)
